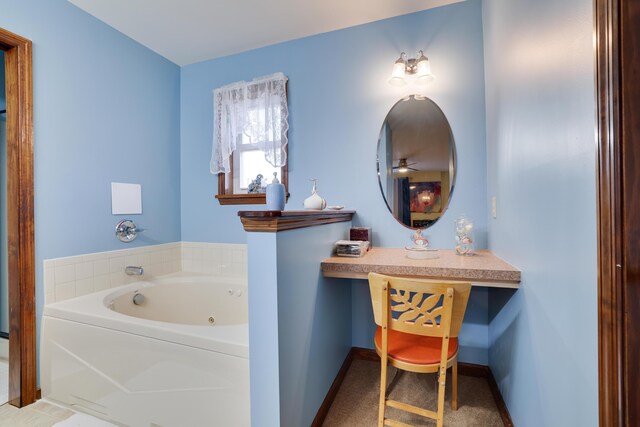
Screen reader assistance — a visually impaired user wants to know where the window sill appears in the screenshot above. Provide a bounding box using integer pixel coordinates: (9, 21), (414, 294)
(215, 193), (291, 205)
(216, 194), (266, 205)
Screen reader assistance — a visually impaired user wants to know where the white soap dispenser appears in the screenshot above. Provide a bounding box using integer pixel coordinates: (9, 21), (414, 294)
(303, 179), (326, 210)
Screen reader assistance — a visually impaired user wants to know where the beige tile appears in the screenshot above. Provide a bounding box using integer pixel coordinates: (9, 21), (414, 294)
(209, 262), (221, 275)
(44, 291), (55, 305)
(109, 257), (125, 273)
(93, 259), (110, 276)
(161, 250), (172, 263)
(183, 247), (194, 260)
(94, 275), (110, 292)
(124, 255), (139, 267)
(221, 263), (233, 275)
(232, 249), (244, 263)
(75, 262), (93, 280)
(54, 265), (75, 285)
(221, 250), (232, 264)
(202, 262), (215, 275)
(0, 403), (20, 419)
(2, 407), (59, 427)
(54, 256), (83, 267)
(156, 263), (168, 276)
(171, 247), (181, 260)
(148, 251), (162, 264)
(138, 253), (151, 265)
(43, 268), (55, 290)
(144, 264), (155, 277)
(30, 401), (74, 420)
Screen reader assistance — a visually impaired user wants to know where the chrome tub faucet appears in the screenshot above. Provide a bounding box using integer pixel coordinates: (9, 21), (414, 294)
(125, 266), (144, 276)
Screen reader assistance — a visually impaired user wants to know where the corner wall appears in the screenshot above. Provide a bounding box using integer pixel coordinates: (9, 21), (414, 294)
(0, 0), (181, 361)
(180, 0), (491, 364)
(482, 0), (598, 425)
(246, 222), (352, 427)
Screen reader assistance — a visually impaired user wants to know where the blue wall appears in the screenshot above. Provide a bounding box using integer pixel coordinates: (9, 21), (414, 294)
(0, 0), (181, 353)
(246, 232), (280, 425)
(246, 222), (352, 427)
(2, 4), (599, 423)
(276, 224), (352, 427)
(181, 0), (491, 364)
(180, 1), (487, 249)
(483, 0), (598, 425)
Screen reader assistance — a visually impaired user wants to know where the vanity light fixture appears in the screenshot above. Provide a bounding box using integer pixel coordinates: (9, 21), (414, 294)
(388, 51), (434, 86)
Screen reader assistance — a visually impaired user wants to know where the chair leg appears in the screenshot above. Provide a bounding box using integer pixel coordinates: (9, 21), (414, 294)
(378, 358), (388, 427)
(452, 360), (458, 411)
(436, 369), (447, 427)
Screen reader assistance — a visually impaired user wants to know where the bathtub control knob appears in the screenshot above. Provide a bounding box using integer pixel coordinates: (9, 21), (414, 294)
(132, 292), (145, 305)
(227, 289), (234, 296)
(208, 316), (216, 325)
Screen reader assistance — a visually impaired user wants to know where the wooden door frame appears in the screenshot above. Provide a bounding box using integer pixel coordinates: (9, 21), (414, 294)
(595, 0), (640, 425)
(0, 27), (36, 407)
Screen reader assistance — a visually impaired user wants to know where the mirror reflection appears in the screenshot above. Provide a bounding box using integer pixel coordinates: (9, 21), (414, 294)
(377, 95), (456, 229)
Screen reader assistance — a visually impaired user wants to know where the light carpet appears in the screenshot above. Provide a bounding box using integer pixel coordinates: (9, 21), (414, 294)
(323, 359), (504, 427)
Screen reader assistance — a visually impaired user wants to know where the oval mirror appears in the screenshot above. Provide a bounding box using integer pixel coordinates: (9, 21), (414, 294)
(377, 95), (456, 229)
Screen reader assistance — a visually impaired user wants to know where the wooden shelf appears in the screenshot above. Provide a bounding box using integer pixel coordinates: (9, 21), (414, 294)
(238, 210), (355, 233)
(216, 193), (267, 205)
(215, 192), (291, 205)
(322, 248), (521, 289)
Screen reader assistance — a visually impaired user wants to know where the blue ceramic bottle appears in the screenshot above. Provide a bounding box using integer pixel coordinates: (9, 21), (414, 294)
(266, 172), (285, 211)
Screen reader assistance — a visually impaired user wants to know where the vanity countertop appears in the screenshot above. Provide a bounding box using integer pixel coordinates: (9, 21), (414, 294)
(321, 248), (521, 288)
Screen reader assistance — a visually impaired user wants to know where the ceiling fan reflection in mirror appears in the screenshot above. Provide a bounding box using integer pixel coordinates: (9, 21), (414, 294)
(393, 158), (418, 173)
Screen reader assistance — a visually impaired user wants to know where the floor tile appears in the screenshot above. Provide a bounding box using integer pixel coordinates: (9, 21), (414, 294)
(52, 413), (118, 426)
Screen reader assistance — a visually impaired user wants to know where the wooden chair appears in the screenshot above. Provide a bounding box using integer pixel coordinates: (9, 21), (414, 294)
(368, 272), (472, 427)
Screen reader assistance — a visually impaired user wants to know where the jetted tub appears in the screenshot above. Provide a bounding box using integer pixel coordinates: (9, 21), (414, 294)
(41, 273), (250, 427)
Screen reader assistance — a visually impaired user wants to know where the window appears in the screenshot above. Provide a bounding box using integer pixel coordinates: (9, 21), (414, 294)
(212, 73), (289, 205)
(233, 134), (282, 194)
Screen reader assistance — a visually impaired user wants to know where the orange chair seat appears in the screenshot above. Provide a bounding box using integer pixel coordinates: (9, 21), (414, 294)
(375, 326), (458, 365)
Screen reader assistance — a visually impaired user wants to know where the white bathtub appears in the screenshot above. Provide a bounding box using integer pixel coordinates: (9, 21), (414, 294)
(41, 273), (250, 427)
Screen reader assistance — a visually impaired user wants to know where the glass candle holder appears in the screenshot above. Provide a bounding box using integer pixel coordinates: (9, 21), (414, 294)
(454, 215), (474, 256)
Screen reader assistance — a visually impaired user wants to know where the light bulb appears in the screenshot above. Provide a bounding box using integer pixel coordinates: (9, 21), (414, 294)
(388, 56), (407, 86)
(415, 53), (433, 85)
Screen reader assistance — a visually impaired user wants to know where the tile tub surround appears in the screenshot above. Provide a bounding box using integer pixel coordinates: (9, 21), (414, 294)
(44, 242), (247, 304)
(181, 241), (247, 277)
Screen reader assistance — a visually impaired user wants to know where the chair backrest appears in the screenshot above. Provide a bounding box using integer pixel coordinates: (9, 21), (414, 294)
(368, 272), (472, 338)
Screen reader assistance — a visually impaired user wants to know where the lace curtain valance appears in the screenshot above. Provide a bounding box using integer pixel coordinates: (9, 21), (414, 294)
(210, 72), (289, 174)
